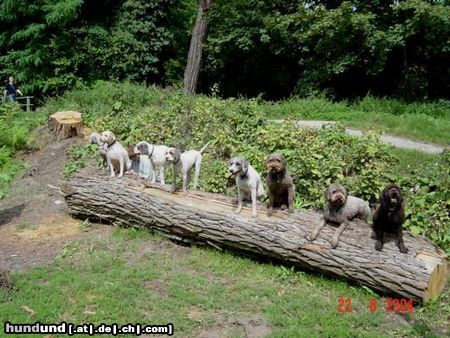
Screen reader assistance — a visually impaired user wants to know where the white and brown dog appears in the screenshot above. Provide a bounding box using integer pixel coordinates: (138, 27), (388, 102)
(99, 131), (130, 178)
(229, 157), (265, 217)
(165, 142), (210, 194)
(135, 141), (168, 184)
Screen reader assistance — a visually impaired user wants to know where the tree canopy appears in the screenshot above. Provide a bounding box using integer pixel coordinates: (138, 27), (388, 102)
(0, 0), (448, 100)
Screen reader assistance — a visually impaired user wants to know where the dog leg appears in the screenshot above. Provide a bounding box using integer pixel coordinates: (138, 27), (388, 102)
(118, 157), (125, 178)
(251, 188), (258, 217)
(331, 220), (348, 248)
(182, 172), (188, 193)
(267, 192), (274, 216)
(192, 158), (202, 190)
(396, 228), (408, 253)
(309, 220), (326, 241)
(234, 188), (243, 214)
(107, 157), (115, 178)
(159, 165), (165, 185)
(374, 229), (384, 251)
(150, 160), (157, 183)
(170, 168), (177, 194)
(288, 186), (295, 213)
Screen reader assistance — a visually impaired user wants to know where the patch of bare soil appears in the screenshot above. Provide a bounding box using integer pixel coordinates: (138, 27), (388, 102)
(197, 314), (272, 338)
(0, 127), (101, 271)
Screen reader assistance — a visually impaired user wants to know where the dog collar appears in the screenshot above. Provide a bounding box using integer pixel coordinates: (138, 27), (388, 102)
(107, 139), (116, 148)
(240, 168), (249, 178)
(173, 156), (181, 165)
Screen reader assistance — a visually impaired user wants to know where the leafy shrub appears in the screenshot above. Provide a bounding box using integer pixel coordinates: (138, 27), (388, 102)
(0, 104), (45, 198)
(399, 151), (450, 252)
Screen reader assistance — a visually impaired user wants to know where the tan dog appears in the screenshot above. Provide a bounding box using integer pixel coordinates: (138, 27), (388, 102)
(266, 153), (295, 216)
(99, 131), (130, 178)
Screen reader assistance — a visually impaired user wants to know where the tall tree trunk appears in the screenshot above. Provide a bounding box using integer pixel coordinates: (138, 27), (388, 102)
(183, 0), (211, 95)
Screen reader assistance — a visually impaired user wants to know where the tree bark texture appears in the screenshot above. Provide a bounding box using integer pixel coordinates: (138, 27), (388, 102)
(183, 0), (211, 95)
(62, 169), (448, 303)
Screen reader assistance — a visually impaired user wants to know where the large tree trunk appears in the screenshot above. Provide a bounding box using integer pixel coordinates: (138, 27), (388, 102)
(48, 111), (83, 141)
(62, 169), (448, 303)
(183, 0), (211, 95)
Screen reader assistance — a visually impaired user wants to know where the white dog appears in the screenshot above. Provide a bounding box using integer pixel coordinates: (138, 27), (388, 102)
(89, 132), (107, 167)
(135, 141), (168, 184)
(229, 157), (265, 217)
(99, 131), (130, 178)
(165, 142), (210, 194)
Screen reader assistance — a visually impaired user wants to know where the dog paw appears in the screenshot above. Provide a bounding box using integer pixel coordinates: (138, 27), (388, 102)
(280, 204), (287, 210)
(375, 241), (383, 251)
(234, 208), (241, 214)
(330, 238), (339, 248)
(399, 245), (408, 254)
(252, 211), (258, 218)
(170, 187), (176, 194)
(307, 232), (317, 241)
(267, 209), (273, 217)
(288, 208), (294, 213)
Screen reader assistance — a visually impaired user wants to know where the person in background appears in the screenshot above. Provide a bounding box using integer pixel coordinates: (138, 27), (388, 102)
(4, 76), (22, 101)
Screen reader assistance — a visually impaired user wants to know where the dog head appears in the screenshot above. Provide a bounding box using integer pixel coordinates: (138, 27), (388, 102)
(127, 145), (139, 162)
(229, 157), (249, 176)
(266, 153), (286, 174)
(89, 132), (102, 145)
(381, 183), (403, 212)
(135, 142), (149, 155)
(165, 147), (181, 163)
(325, 183), (347, 207)
(100, 131), (116, 145)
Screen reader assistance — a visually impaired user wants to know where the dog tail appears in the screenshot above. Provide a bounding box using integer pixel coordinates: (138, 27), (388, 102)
(199, 141), (212, 154)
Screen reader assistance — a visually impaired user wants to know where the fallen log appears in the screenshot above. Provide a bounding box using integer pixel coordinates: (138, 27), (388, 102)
(62, 169), (448, 303)
(48, 111), (83, 141)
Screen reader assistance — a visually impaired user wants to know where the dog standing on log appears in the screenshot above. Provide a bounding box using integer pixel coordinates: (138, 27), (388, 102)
(99, 130), (130, 178)
(135, 141), (168, 184)
(165, 142), (210, 194)
(309, 183), (370, 248)
(266, 153), (295, 216)
(373, 183), (408, 253)
(229, 157), (265, 217)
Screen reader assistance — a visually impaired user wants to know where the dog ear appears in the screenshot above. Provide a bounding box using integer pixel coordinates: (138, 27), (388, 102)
(380, 186), (390, 208)
(174, 148), (181, 161)
(324, 186), (331, 201)
(395, 185), (403, 206)
(242, 159), (249, 173)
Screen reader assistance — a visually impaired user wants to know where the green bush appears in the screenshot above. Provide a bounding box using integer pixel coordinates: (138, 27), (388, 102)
(0, 104), (45, 198)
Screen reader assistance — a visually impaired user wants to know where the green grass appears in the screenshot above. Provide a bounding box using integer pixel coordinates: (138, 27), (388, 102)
(0, 104), (46, 198)
(1, 227), (448, 337)
(390, 148), (440, 176)
(262, 97), (450, 145)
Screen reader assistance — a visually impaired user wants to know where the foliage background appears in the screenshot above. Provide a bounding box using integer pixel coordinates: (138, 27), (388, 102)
(0, 0), (449, 100)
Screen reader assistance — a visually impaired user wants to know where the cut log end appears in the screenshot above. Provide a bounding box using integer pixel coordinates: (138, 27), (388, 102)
(48, 111), (83, 141)
(417, 251), (449, 302)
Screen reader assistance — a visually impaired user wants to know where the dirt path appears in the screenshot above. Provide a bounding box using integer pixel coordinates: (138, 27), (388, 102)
(0, 129), (106, 271)
(270, 119), (447, 154)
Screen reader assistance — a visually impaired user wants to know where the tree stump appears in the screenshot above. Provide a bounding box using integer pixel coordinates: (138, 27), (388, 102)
(62, 169), (448, 303)
(48, 111), (83, 141)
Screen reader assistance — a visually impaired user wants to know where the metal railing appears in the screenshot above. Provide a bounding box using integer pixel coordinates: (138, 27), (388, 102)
(1, 95), (34, 112)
